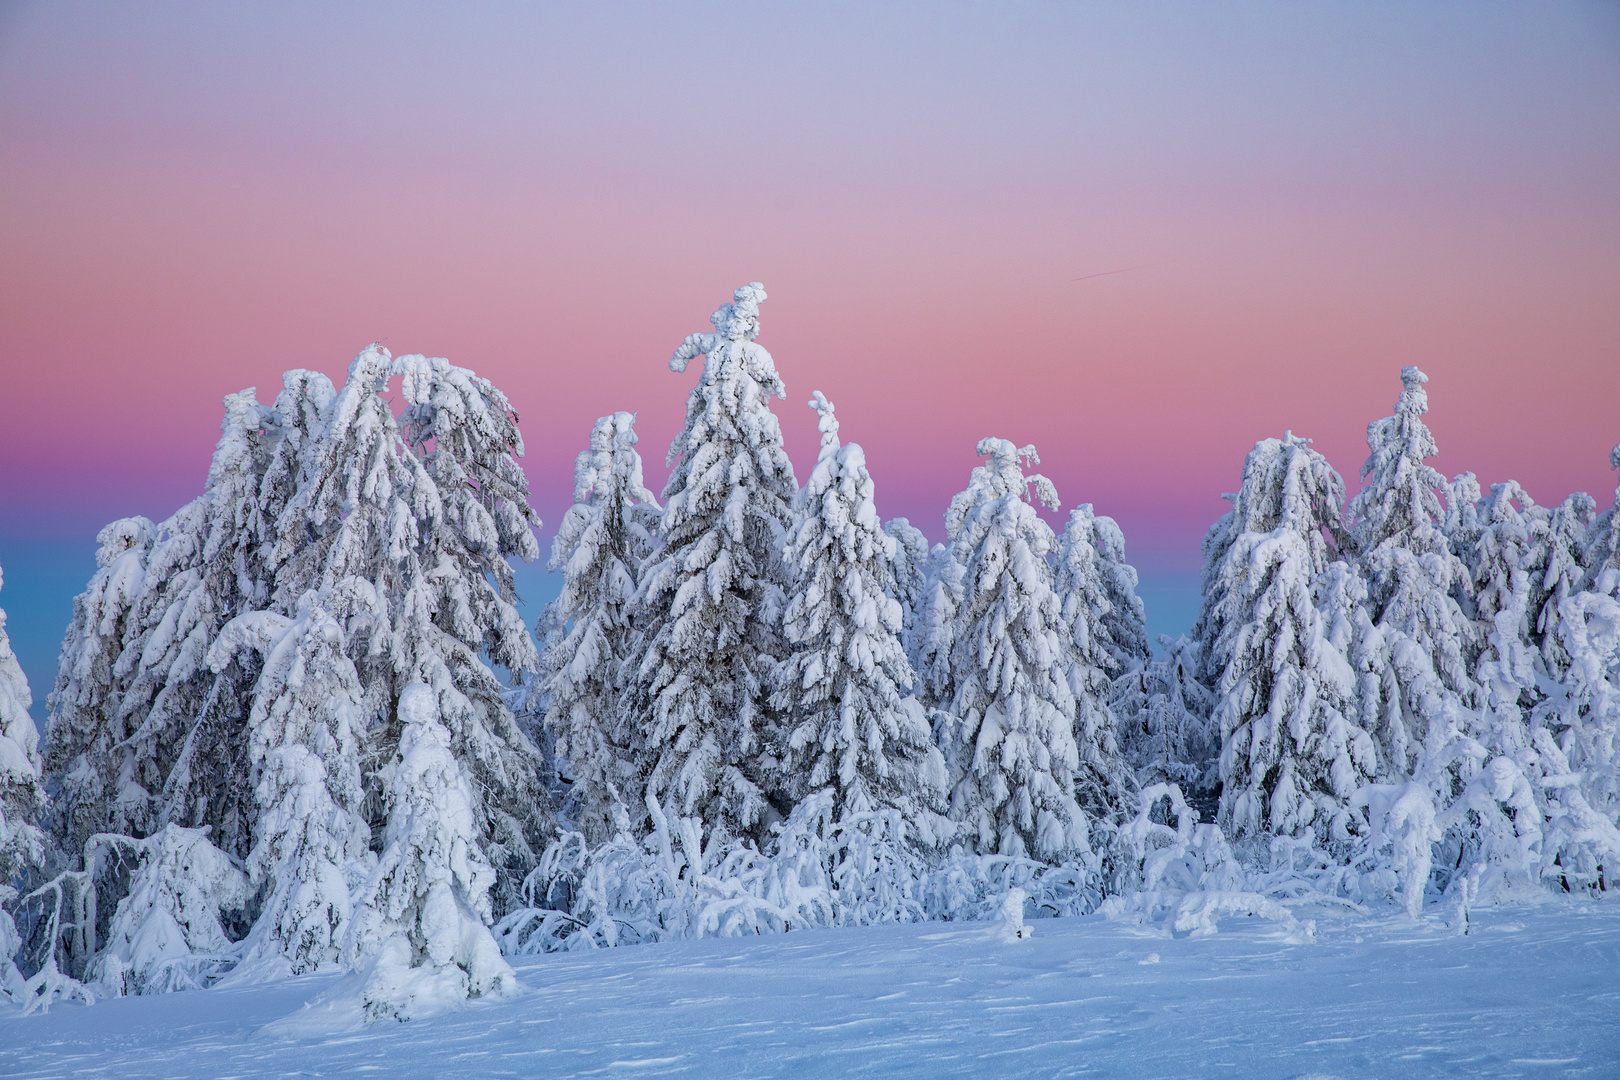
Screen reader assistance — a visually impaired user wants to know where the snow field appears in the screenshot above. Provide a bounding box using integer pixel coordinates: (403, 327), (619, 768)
(3, 900), (1617, 1079)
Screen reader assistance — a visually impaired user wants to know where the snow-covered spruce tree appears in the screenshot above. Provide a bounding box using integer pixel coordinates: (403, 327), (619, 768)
(1206, 434), (1377, 843)
(1055, 504), (1150, 683)
(882, 517), (931, 657)
(205, 593), (371, 978)
(43, 386), (297, 875)
(1457, 480), (1545, 678)
(1, 562), (45, 886)
(1054, 504), (1149, 815)
(942, 438), (1112, 859)
(150, 388), (290, 864)
(347, 683), (515, 1022)
(911, 538), (963, 720)
(1533, 569), (1620, 888)
(628, 284), (797, 843)
(394, 353), (540, 687)
(1110, 634), (1216, 795)
(1, 561), (46, 1000)
(1348, 366), (1475, 778)
(772, 392), (947, 840)
(43, 516), (158, 857)
(269, 346), (551, 917)
(541, 412), (661, 845)
(1529, 492), (1596, 679)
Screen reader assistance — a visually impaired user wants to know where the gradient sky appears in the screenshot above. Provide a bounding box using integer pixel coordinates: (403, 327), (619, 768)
(2, 2), (1618, 710)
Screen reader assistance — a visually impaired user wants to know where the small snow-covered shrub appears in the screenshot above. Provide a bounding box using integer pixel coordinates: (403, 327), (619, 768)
(87, 825), (249, 997)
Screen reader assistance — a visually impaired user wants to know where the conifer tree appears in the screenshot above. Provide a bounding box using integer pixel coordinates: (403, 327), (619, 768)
(0, 562), (44, 885)
(1459, 480), (1544, 677)
(44, 516), (158, 855)
(882, 517), (930, 657)
(1054, 505), (1148, 813)
(941, 438), (1108, 859)
(1206, 434), (1377, 841)
(1530, 492), (1596, 678)
(629, 284), (797, 842)
(1347, 367), (1475, 777)
(206, 593), (370, 976)
(1056, 505), (1150, 682)
(1110, 634), (1216, 794)
(911, 540), (963, 719)
(45, 386), (307, 868)
(270, 346), (551, 915)
(347, 683), (516, 1021)
(772, 393), (947, 838)
(542, 412), (661, 844)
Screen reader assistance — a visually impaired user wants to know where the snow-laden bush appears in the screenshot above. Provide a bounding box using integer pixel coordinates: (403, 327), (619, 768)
(496, 793), (833, 952)
(1098, 784), (1314, 941)
(86, 825), (249, 997)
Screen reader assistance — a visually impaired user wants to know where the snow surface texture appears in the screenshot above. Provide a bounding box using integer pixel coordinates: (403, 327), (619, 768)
(3, 901), (1615, 1078)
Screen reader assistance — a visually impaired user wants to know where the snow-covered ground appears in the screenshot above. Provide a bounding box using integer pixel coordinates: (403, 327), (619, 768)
(4, 900), (1617, 1079)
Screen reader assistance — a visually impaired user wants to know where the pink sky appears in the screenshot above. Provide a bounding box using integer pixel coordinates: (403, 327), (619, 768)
(1, 4), (1616, 602)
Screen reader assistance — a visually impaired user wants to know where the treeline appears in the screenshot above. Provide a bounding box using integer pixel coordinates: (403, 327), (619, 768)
(0, 283), (1616, 1020)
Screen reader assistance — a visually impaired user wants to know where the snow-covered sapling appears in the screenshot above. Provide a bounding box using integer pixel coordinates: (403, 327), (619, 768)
(347, 683), (516, 1022)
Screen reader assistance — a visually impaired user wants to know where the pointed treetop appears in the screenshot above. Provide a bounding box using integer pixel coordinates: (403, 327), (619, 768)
(944, 438), (1059, 542)
(714, 282), (767, 341)
(574, 411), (658, 508)
(346, 343), (392, 389)
(1610, 443), (1620, 473)
(809, 391), (840, 461)
(94, 517), (154, 567)
(1400, 365), (1429, 392)
(669, 282), (767, 372)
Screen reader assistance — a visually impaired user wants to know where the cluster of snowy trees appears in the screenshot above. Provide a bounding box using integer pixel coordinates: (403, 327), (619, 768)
(1160, 367), (1620, 921)
(2, 285), (1617, 1019)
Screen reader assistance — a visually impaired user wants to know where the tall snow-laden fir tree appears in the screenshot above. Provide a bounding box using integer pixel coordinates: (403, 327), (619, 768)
(541, 411), (661, 844)
(1054, 504), (1148, 814)
(347, 683), (516, 1021)
(1458, 480), (1544, 679)
(1055, 505), (1150, 683)
(882, 517), (930, 658)
(1, 562), (45, 886)
(1205, 434), (1377, 842)
(152, 387), (287, 863)
(270, 346), (551, 916)
(44, 516), (158, 856)
(206, 593), (371, 977)
(1529, 492), (1596, 679)
(911, 539), (963, 720)
(1347, 367), (1475, 777)
(1534, 569), (1620, 882)
(940, 438), (1106, 860)
(629, 283), (797, 843)
(44, 385), (301, 869)
(771, 393), (947, 839)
